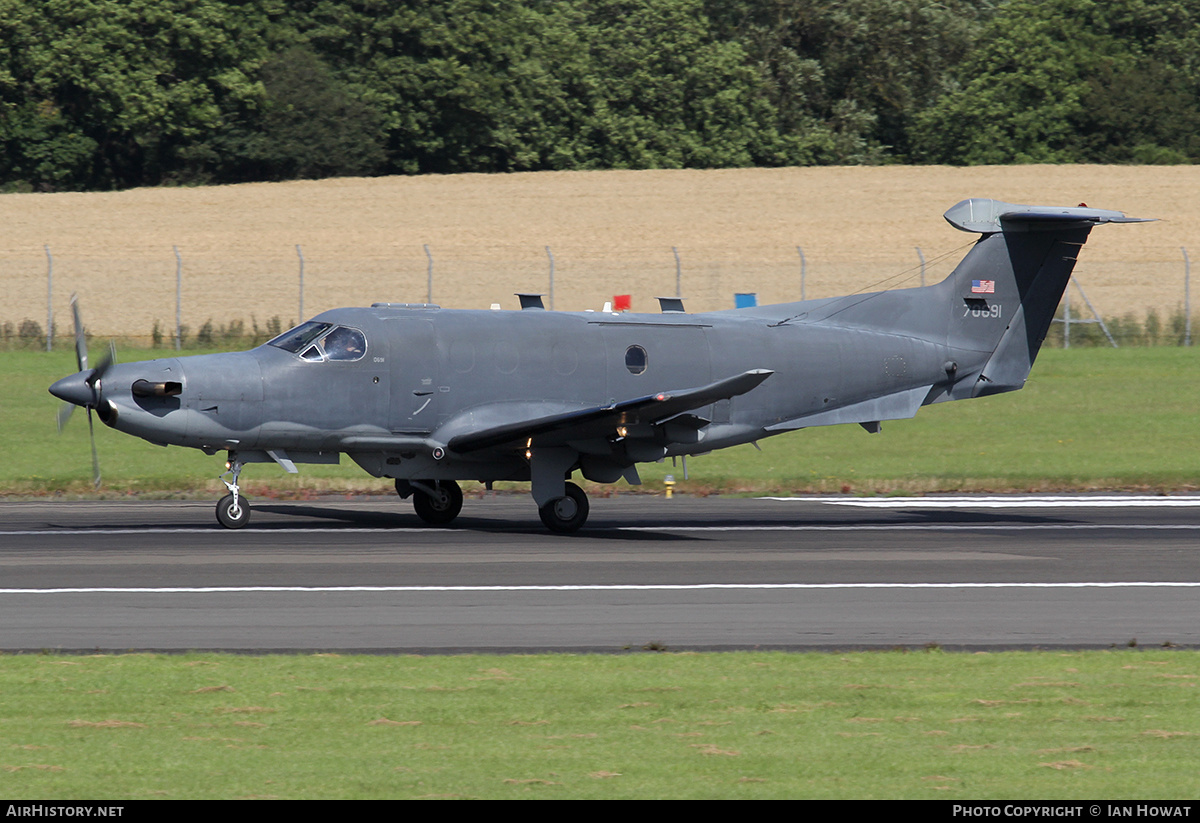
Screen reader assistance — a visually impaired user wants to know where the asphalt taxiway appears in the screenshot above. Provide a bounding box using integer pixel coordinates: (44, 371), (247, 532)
(1, 494), (1197, 652)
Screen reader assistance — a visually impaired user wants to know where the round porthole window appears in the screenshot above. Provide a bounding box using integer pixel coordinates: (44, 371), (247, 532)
(625, 345), (647, 375)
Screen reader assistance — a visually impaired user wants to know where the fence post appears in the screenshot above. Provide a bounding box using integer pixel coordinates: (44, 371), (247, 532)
(174, 246), (182, 350)
(916, 247), (926, 287)
(1184, 247), (1191, 347)
(672, 246), (681, 298)
(296, 244), (305, 321)
(1074, 278), (1117, 347)
(424, 244), (433, 304)
(797, 246), (806, 300)
(44, 244), (53, 351)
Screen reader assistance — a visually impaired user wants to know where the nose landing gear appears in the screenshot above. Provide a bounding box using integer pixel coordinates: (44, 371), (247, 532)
(216, 456), (250, 529)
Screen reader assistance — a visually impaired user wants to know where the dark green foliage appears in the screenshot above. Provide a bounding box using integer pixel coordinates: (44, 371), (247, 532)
(1, 0), (1197, 192)
(0, 0), (272, 190)
(282, 0), (570, 174)
(223, 318), (245, 345)
(1076, 57), (1200, 164)
(287, 0), (791, 172)
(209, 47), (387, 181)
(705, 0), (990, 161)
(915, 0), (1200, 164)
(529, 0), (763, 169)
(246, 315), (284, 346)
(1045, 305), (1195, 348)
(17, 318), (42, 341)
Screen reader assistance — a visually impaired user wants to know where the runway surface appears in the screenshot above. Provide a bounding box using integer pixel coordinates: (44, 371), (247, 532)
(1, 494), (1197, 652)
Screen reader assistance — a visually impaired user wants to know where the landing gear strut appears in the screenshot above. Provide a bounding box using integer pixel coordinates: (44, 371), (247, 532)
(216, 456), (250, 529)
(398, 479), (464, 526)
(538, 481), (589, 533)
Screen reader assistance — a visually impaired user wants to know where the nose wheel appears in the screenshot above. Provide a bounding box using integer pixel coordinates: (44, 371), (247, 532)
(216, 492), (250, 529)
(538, 481), (589, 533)
(215, 456), (250, 529)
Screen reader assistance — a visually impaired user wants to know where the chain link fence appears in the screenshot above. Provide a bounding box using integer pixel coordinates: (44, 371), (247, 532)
(2, 244), (1194, 350)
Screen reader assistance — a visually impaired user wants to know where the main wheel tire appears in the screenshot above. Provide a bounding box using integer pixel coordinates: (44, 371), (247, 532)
(216, 493), (250, 529)
(538, 481), (589, 534)
(412, 480), (463, 525)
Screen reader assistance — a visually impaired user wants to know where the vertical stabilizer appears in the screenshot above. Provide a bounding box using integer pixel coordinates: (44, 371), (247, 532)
(940, 199), (1151, 397)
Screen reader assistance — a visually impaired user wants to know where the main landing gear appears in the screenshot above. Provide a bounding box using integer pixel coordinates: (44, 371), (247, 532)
(538, 481), (589, 533)
(396, 479), (464, 526)
(216, 457), (250, 529)
(396, 477), (591, 532)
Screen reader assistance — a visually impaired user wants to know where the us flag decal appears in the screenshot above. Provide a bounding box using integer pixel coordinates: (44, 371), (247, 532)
(971, 279), (996, 294)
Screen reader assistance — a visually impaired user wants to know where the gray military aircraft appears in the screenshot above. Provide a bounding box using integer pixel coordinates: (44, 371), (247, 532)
(51, 198), (1148, 532)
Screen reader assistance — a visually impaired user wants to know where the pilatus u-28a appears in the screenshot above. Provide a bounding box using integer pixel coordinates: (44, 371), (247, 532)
(51, 199), (1149, 532)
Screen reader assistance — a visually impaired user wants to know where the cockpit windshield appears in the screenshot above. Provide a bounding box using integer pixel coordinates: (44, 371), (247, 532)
(268, 321), (333, 353)
(269, 321), (367, 362)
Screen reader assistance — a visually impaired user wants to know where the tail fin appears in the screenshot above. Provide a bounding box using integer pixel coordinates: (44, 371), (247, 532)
(940, 199), (1151, 398)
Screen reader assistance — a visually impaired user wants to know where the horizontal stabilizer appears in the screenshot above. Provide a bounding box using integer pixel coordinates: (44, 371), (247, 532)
(445, 369), (773, 454)
(944, 199), (1153, 234)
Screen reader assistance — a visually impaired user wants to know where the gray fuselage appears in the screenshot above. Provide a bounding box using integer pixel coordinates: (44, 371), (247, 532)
(98, 285), (975, 486)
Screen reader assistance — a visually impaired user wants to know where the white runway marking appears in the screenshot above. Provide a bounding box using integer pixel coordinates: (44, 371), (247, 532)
(4, 523), (1200, 537)
(2, 582), (1199, 595)
(637, 524), (1200, 532)
(764, 495), (1200, 508)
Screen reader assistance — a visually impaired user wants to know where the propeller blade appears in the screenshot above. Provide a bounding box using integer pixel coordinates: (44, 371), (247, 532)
(70, 293), (87, 373)
(54, 296), (112, 488)
(56, 400), (76, 433)
(86, 407), (101, 490)
(90, 340), (116, 385)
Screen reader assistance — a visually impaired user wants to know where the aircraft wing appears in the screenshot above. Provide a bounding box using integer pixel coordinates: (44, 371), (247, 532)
(443, 369), (773, 454)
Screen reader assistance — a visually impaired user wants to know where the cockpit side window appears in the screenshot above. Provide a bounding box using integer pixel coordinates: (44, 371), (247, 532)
(269, 322), (368, 362)
(268, 321), (333, 353)
(322, 327), (367, 361)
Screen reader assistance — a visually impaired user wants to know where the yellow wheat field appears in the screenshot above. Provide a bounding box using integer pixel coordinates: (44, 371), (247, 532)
(1, 165), (1196, 341)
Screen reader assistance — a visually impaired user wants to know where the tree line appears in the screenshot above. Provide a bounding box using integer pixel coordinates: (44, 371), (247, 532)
(2, 0), (1198, 192)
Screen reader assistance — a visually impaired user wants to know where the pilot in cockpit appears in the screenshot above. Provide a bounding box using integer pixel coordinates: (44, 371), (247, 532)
(322, 326), (366, 361)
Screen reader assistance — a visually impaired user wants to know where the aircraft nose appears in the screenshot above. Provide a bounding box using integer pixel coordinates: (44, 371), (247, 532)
(49, 370), (96, 407)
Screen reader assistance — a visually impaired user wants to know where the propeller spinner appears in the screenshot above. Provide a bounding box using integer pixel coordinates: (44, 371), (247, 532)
(48, 295), (115, 488)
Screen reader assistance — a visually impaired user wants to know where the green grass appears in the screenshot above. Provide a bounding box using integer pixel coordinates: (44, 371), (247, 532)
(9, 347), (1200, 495)
(0, 650), (1197, 799)
(10, 349), (1200, 799)
(640, 346), (1200, 494)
